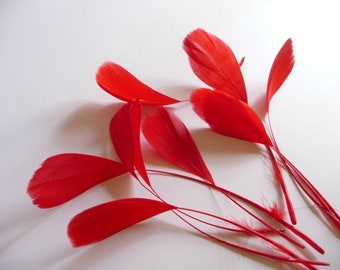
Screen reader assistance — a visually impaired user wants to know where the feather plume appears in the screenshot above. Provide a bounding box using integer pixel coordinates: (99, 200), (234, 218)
(183, 28), (247, 103)
(110, 100), (150, 185)
(142, 107), (214, 183)
(27, 154), (127, 208)
(190, 89), (272, 145)
(266, 39), (295, 111)
(96, 62), (180, 105)
(68, 198), (175, 247)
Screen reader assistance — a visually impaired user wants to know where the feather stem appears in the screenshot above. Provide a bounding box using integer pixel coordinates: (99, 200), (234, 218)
(266, 145), (297, 224)
(146, 169), (324, 254)
(272, 148), (340, 231)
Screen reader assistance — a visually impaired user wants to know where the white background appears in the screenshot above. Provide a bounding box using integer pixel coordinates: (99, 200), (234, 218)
(1, 0), (340, 269)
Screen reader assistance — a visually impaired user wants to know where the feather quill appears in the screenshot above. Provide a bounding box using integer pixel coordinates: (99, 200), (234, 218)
(27, 154), (127, 208)
(96, 62), (180, 106)
(110, 100), (150, 185)
(183, 28), (247, 103)
(142, 107), (214, 184)
(68, 198), (175, 247)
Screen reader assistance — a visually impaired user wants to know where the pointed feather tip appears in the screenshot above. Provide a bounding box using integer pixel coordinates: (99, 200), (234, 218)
(266, 38), (295, 111)
(285, 38), (293, 49)
(281, 38), (295, 63)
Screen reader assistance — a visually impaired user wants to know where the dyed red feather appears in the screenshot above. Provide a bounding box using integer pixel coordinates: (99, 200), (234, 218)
(27, 154), (127, 208)
(266, 39), (295, 111)
(96, 62), (180, 106)
(110, 100), (150, 185)
(68, 198), (175, 247)
(142, 107), (214, 184)
(190, 88), (272, 145)
(183, 28), (247, 103)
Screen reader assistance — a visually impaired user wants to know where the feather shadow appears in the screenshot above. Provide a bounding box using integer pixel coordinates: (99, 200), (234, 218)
(52, 102), (132, 199)
(249, 90), (267, 120)
(53, 102), (123, 157)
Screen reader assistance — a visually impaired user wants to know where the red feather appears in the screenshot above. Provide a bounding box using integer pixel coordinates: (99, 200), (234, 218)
(68, 198), (175, 247)
(190, 88), (272, 145)
(266, 39), (295, 111)
(96, 62), (180, 106)
(142, 107), (214, 184)
(27, 154), (127, 208)
(183, 28), (247, 103)
(110, 100), (150, 185)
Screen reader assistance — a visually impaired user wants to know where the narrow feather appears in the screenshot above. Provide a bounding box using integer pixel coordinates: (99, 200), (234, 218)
(183, 28), (247, 103)
(68, 198), (175, 247)
(142, 107), (214, 184)
(190, 89), (272, 145)
(110, 100), (150, 185)
(266, 39), (295, 111)
(96, 62), (180, 106)
(27, 154), (127, 208)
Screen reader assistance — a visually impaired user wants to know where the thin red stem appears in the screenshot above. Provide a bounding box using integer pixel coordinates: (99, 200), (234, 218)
(175, 207), (327, 269)
(265, 114), (297, 224)
(134, 170), (325, 267)
(267, 113), (340, 229)
(222, 187), (304, 248)
(266, 145), (297, 224)
(146, 169), (324, 254)
(272, 148), (340, 231)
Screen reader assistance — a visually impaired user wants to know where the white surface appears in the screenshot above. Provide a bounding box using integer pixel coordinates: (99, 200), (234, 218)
(1, 0), (340, 269)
